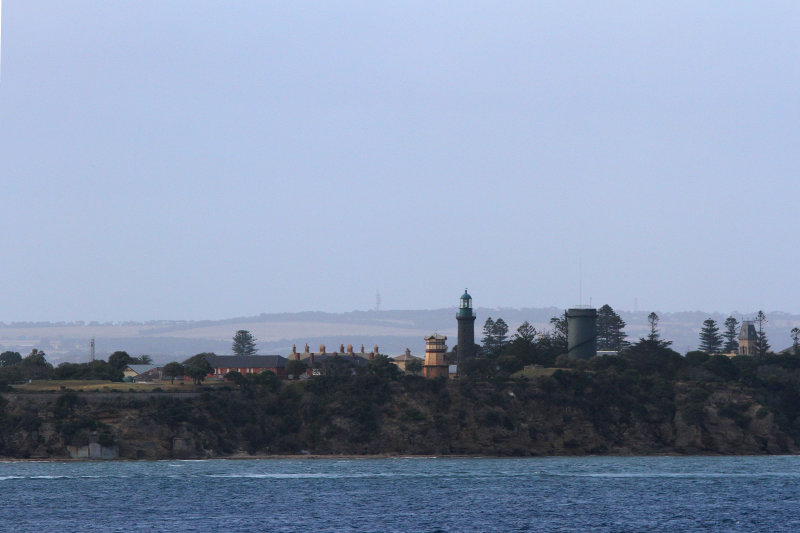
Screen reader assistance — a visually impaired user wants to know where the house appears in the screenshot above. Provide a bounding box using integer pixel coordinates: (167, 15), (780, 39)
(123, 365), (162, 382)
(392, 348), (423, 373)
(205, 354), (288, 380)
(288, 343), (379, 362)
(307, 353), (371, 368)
(287, 343), (374, 376)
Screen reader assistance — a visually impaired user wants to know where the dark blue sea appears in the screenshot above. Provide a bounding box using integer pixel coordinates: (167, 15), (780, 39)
(2, 456), (800, 532)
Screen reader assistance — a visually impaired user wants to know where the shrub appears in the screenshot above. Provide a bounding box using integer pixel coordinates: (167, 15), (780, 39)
(680, 403), (705, 426)
(703, 356), (739, 381)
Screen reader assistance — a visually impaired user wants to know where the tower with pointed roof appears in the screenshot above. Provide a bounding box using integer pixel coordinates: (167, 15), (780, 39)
(738, 321), (758, 356)
(456, 289), (476, 363)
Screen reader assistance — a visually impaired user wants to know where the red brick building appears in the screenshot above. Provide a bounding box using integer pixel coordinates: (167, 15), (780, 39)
(205, 355), (288, 380)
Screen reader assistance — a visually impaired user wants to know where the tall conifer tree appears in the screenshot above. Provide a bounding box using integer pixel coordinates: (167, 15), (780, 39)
(232, 330), (258, 356)
(514, 321), (537, 343)
(647, 312), (660, 342)
(549, 312), (568, 353)
(722, 316), (739, 353)
(492, 318), (509, 351)
(597, 304), (628, 351)
(481, 317), (496, 353)
(698, 318), (722, 354)
(755, 310), (770, 357)
(644, 312), (672, 347)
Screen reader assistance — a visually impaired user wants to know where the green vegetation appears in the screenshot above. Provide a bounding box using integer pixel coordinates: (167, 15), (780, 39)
(405, 358), (423, 375)
(55, 360), (121, 381)
(723, 316), (739, 353)
(698, 319), (722, 354)
(646, 312), (670, 346)
(162, 362), (185, 384)
(184, 353), (213, 384)
(285, 359), (308, 378)
(755, 311), (770, 357)
(549, 312), (568, 353)
(481, 317), (509, 357)
(3, 343), (800, 458)
(597, 305), (628, 351)
(0, 351), (22, 367)
(232, 330), (258, 356)
(0, 349), (158, 384)
(0, 349), (54, 384)
(4, 310), (800, 459)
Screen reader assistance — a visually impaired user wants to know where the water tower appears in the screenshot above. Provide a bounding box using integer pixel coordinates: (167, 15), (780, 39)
(567, 307), (597, 360)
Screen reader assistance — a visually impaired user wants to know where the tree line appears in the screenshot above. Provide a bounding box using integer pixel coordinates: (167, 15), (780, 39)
(466, 306), (800, 381)
(696, 311), (797, 357)
(478, 304), (630, 358)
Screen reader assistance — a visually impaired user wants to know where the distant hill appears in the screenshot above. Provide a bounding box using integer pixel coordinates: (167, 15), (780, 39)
(1, 308), (799, 364)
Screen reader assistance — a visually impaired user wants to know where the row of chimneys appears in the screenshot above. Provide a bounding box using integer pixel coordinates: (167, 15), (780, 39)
(291, 343), (379, 356)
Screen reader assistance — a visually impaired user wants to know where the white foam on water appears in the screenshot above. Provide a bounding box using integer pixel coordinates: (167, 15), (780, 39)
(548, 471), (800, 479)
(206, 472), (402, 479)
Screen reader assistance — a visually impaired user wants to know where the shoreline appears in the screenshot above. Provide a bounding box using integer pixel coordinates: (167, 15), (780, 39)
(3, 451), (799, 462)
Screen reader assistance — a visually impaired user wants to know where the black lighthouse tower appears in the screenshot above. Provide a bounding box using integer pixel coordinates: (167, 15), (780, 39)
(456, 289), (476, 364)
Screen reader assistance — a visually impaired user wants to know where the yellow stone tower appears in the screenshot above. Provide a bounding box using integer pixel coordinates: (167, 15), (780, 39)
(423, 334), (448, 378)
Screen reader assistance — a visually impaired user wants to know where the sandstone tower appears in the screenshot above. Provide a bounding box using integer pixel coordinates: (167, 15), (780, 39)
(423, 334), (448, 379)
(738, 321), (758, 355)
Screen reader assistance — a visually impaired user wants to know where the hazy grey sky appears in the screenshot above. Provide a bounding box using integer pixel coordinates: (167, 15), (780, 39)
(1, 2), (799, 322)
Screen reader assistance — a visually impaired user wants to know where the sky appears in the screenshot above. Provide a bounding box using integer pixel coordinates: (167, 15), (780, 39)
(1, 2), (799, 322)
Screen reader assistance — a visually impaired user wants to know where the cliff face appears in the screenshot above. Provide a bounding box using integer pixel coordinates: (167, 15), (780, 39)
(0, 374), (795, 459)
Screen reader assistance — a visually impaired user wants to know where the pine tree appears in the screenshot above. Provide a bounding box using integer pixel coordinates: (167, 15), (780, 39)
(722, 316), (739, 353)
(791, 328), (800, 356)
(698, 318), (722, 354)
(481, 317), (496, 353)
(644, 312), (672, 347)
(232, 330), (258, 357)
(549, 312), (568, 353)
(493, 318), (509, 350)
(513, 321), (537, 343)
(647, 312), (660, 342)
(755, 311), (770, 357)
(597, 304), (628, 351)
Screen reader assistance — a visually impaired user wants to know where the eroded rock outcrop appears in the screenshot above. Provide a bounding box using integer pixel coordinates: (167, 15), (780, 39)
(0, 376), (795, 459)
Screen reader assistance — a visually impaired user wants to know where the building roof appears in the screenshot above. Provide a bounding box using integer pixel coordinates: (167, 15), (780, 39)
(205, 355), (288, 369)
(461, 289), (471, 300)
(308, 354), (371, 366)
(425, 333), (447, 341)
(125, 365), (159, 375)
(738, 321), (758, 342)
(393, 352), (422, 362)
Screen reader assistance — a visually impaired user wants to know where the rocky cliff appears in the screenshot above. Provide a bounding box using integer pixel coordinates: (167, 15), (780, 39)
(0, 372), (795, 459)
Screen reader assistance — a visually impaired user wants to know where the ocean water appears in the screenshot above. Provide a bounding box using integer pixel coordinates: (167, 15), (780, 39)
(1, 456), (800, 532)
